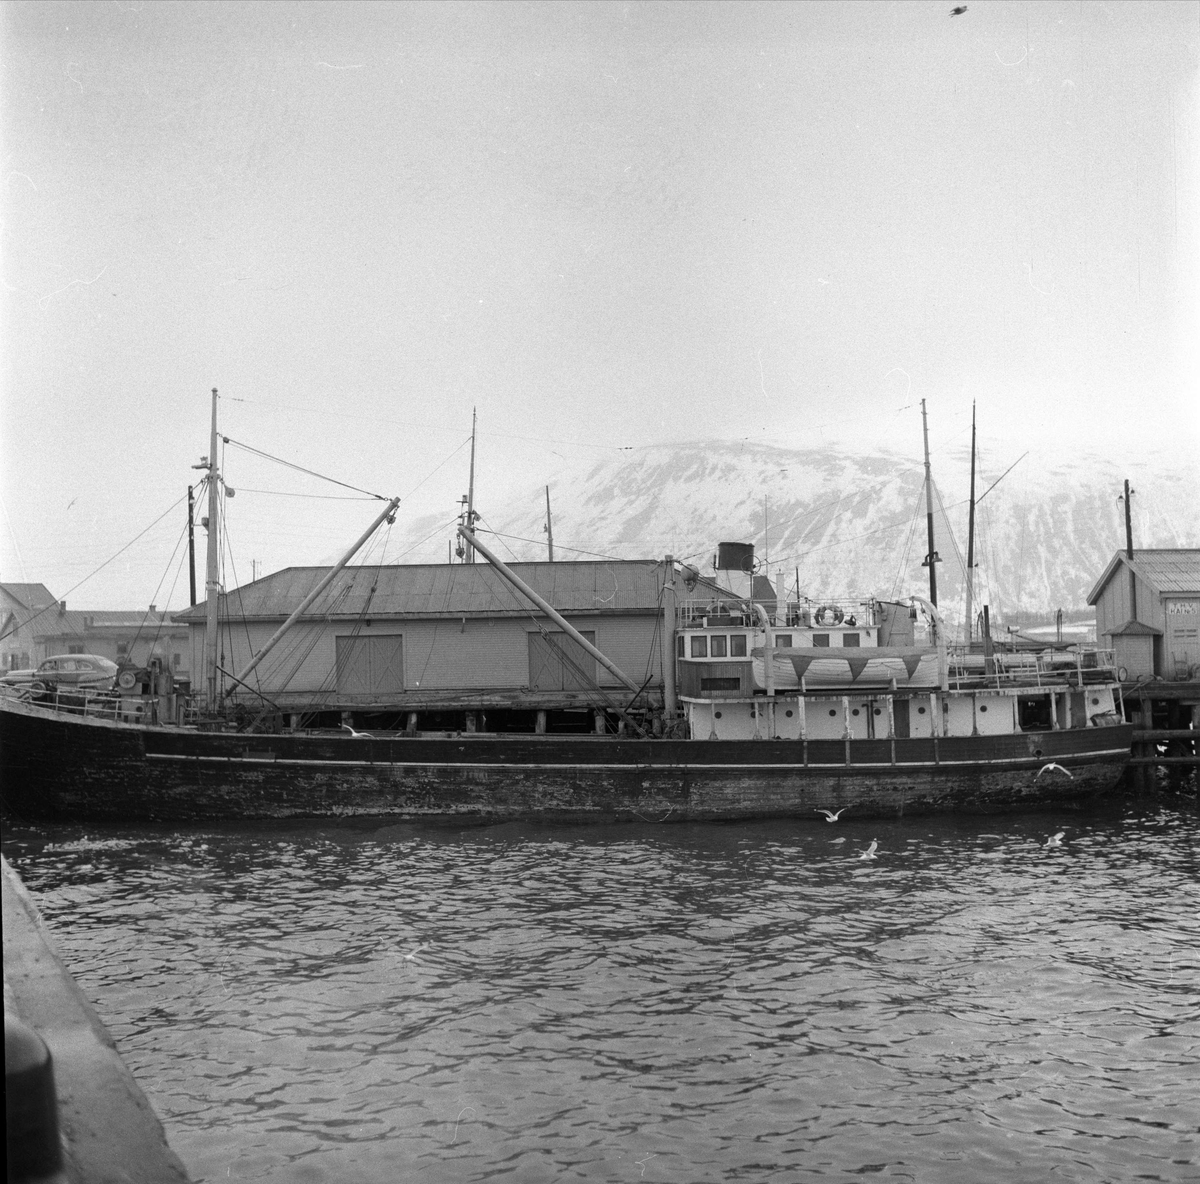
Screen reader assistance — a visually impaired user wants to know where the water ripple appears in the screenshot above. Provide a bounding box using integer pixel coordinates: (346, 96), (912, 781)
(4, 798), (1199, 1182)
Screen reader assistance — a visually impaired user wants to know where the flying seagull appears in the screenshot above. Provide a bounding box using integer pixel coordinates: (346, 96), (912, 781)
(816, 808), (847, 821)
(950, 5), (968, 14)
(858, 840), (879, 861)
(340, 723), (373, 738)
(1045, 832), (1065, 848)
(1036, 763), (1074, 780)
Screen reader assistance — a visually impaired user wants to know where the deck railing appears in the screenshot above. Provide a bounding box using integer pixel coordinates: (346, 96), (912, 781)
(945, 647), (1118, 691)
(2, 685), (177, 724)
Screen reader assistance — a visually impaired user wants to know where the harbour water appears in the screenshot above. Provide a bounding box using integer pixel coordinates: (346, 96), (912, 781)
(3, 797), (1198, 1183)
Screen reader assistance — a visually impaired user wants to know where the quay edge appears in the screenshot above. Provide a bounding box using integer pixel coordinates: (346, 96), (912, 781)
(2, 856), (192, 1183)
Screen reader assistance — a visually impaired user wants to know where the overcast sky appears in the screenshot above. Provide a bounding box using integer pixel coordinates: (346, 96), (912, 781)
(2, 0), (1196, 608)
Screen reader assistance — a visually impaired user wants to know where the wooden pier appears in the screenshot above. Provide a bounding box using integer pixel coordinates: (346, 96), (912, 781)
(1123, 681), (1199, 791)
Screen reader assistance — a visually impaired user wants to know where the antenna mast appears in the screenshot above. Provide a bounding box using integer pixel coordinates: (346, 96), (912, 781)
(187, 484), (197, 607)
(545, 485), (554, 561)
(1122, 478), (1137, 621)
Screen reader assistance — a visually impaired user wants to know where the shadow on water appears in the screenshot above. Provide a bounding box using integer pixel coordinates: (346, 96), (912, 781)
(3, 788), (1198, 1183)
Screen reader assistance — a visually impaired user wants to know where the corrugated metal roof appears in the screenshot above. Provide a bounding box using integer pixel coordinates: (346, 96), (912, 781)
(1128, 549), (1200, 593)
(1088, 549), (1200, 604)
(174, 560), (688, 621)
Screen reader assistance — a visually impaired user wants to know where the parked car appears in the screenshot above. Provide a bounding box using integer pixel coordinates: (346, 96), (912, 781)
(24, 654), (119, 693)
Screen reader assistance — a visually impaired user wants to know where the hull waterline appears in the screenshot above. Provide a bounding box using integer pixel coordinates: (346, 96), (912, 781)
(1, 699), (1133, 824)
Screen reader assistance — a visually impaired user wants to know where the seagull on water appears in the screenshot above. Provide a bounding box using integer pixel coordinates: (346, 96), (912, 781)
(340, 723), (373, 738)
(816, 808), (847, 822)
(858, 840), (879, 861)
(1036, 762), (1073, 780)
(1045, 832), (1065, 848)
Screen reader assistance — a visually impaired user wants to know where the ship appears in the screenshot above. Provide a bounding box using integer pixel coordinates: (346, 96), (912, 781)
(0, 395), (1133, 824)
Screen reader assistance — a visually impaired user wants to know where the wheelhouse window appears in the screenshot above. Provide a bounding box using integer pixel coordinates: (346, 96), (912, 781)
(812, 634), (831, 648)
(710, 635), (728, 658)
(776, 634), (793, 647)
(677, 636), (685, 658)
(730, 634), (747, 657)
(842, 633), (861, 648)
(691, 636), (708, 658)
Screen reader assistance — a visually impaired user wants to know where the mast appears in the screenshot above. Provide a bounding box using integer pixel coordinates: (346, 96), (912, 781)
(964, 401), (977, 644)
(187, 484), (197, 607)
(545, 485), (554, 561)
(662, 554), (677, 716)
(204, 387), (221, 708)
(920, 398), (940, 607)
(465, 407), (478, 563)
(234, 497), (400, 687)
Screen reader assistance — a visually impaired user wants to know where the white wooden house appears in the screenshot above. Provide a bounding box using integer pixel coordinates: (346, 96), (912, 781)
(0, 582), (56, 671)
(1087, 549), (1200, 681)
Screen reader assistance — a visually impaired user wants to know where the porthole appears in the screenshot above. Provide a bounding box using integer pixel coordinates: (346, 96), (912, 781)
(852, 708), (860, 717)
(785, 710), (794, 718)
(829, 709), (837, 717)
(1091, 697), (1100, 706)
(873, 708), (882, 716)
(979, 705), (988, 713)
(714, 711), (723, 719)
(917, 706), (926, 715)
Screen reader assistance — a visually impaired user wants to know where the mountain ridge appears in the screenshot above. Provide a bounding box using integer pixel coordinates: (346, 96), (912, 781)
(395, 440), (1199, 628)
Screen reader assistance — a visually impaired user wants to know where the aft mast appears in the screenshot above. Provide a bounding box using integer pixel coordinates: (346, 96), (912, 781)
(965, 400), (977, 644)
(920, 398), (940, 607)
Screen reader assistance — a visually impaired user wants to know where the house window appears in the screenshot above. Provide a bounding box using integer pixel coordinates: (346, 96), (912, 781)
(117, 642), (129, 657)
(68, 644), (84, 654)
(730, 635), (747, 657)
(710, 636), (728, 658)
(842, 633), (861, 647)
(812, 634), (831, 648)
(691, 636), (708, 658)
(173, 653), (181, 669)
(776, 634), (792, 647)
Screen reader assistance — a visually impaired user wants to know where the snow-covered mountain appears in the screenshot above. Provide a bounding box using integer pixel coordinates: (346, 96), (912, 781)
(397, 440), (1199, 630)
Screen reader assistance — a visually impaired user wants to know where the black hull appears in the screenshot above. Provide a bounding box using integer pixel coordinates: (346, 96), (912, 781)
(0, 700), (1133, 824)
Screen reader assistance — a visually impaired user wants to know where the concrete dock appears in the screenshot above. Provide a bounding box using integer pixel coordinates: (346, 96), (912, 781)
(3, 856), (191, 1183)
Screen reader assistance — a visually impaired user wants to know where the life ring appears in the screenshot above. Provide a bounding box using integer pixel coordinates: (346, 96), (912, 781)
(813, 605), (844, 627)
(118, 671), (138, 691)
(1116, 666), (1128, 682)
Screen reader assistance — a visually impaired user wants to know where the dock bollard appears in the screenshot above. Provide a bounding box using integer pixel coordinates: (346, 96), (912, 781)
(5, 1010), (63, 1179)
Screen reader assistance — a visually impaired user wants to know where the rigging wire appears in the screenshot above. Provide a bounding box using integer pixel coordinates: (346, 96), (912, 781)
(890, 477), (926, 600)
(221, 437), (388, 501)
(224, 488), (376, 501)
(128, 512), (192, 659)
(0, 493), (188, 644)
